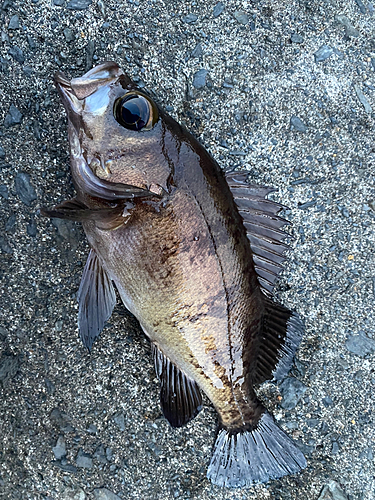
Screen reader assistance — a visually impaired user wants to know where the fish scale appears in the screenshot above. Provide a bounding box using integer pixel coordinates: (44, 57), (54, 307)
(42, 61), (306, 488)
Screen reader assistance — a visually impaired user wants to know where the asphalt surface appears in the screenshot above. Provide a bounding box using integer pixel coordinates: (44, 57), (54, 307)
(0, 0), (374, 499)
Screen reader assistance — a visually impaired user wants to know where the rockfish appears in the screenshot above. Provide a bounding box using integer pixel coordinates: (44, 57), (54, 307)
(42, 62), (306, 487)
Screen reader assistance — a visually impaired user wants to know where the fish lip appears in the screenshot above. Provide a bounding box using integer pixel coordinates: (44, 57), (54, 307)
(54, 70), (82, 116)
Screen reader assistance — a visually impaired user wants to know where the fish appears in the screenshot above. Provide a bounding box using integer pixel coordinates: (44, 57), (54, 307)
(42, 61), (307, 488)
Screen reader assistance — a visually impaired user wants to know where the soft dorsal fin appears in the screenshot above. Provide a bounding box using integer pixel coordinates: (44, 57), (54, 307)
(152, 343), (202, 428)
(226, 172), (291, 296)
(251, 299), (304, 384)
(77, 249), (117, 350)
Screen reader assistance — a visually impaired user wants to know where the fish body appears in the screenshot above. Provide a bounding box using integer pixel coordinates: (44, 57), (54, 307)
(43, 62), (306, 487)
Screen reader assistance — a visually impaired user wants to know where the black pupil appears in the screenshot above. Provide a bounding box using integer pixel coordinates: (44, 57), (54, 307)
(120, 95), (150, 131)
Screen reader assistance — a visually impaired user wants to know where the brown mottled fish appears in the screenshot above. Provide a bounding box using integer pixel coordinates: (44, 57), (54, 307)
(42, 62), (306, 488)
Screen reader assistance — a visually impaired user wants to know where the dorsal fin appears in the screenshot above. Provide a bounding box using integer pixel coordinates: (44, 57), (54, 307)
(226, 172), (291, 296)
(152, 343), (202, 428)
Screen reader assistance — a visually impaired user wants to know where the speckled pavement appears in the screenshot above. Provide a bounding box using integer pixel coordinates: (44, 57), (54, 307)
(0, 1), (374, 499)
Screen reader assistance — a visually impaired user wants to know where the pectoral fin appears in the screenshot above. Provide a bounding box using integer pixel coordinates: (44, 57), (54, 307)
(41, 198), (133, 230)
(77, 249), (116, 350)
(152, 343), (202, 427)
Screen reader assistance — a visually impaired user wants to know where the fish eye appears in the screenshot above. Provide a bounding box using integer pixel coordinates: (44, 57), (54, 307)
(114, 92), (158, 131)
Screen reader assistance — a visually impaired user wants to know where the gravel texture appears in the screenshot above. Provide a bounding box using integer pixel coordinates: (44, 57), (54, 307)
(0, 0), (374, 499)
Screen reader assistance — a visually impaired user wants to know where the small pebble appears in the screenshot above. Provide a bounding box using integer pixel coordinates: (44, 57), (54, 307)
(52, 461), (77, 473)
(322, 395), (334, 407)
(354, 85), (372, 114)
(113, 413), (125, 431)
(291, 33), (304, 43)
(15, 172), (37, 206)
(278, 377), (307, 409)
(314, 45), (333, 63)
(85, 40), (95, 71)
(94, 444), (107, 464)
(63, 27), (75, 42)
(193, 68), (208, 89)
(182, 14), (198, 24)
(97, 0), (106, 17)
(341, 207), (349, 217)
(1, 31), (10, 43)
(5, 214), (16, 233)
(8, 46), (25, 64)
(67, 0), (92, 10)
(0, 185), (9, 199)
(335, 15), (359, 37)
(8, 14), (19, 29)
(51, 219), (80, 249)
(191, 43), (203, 58)
(76, 449), (93, 469)
(355, 0), (367, 14)
(50, 408), (74, 432)
(4, 104), (23, 127)
(27, 221), (37, 237)
(27, 35), (36, 49)
(0, 354), (20, 384)
(93, 488), (121, 500)
(0, 236), (12, 254)
(23, 66), (33, 77)
(233, 11), (249, 25)
(60, 486), (86, 500)
(331, 441), (339, 454)
(45, 379), (55, 395)
(290, 115), (307, 132)
(318, 480), (348, 500)
(345, 332), (375, 357)
(213, 2), (224, 18)
(52, 436), (66, 460)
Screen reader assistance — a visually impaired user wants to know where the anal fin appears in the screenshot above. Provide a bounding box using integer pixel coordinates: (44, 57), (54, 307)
(252, 299), (304, 384)
(78, 249), (117, 350)
(152, 344), (202, 428)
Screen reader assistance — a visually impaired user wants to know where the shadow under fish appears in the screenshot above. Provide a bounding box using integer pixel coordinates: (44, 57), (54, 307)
(42, 61), (307, 488)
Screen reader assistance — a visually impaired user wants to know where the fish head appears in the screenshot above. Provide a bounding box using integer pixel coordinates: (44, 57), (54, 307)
(54, 61), (176, 198)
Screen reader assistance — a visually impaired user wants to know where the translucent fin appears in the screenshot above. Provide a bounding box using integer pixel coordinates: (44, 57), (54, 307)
(252, 299), (304, 384)
(41, 198), (133, 230)
(78, 249), (116, 350)
(152, 343), (202, 428)
(226, 172), (291, 296)
(207, 412), (306, 488)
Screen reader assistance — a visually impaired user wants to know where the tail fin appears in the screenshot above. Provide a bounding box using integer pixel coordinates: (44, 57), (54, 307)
(207, 412), (306, 488)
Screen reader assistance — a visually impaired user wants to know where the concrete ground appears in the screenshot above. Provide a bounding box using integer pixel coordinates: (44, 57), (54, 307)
(0, 0), (374, 499)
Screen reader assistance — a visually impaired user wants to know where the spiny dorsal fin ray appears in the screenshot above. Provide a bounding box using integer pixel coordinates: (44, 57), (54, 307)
(225, 171), (292, 296)
(152, 343), (203, 428)
(78, 249), (117, 351)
